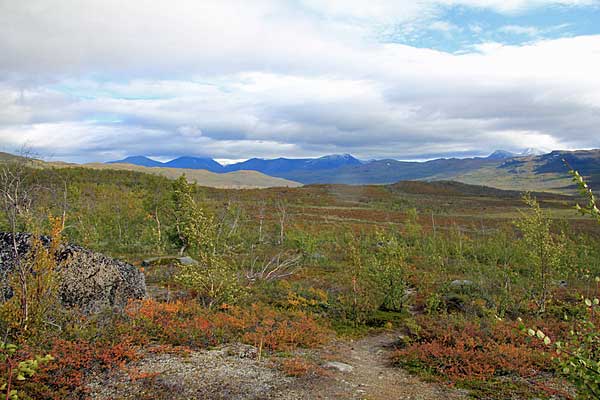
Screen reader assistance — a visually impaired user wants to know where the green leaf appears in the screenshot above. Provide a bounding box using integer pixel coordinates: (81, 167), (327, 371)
(536, 330), (546, 339)
(544, 336), (551, 345)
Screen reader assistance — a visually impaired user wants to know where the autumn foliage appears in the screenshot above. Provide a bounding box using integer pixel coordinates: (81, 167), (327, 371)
(126, 299), (330, 351)
(393, 315), (556, 381)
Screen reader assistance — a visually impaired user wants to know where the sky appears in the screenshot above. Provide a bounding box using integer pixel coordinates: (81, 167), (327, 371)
(0, 0), (599, 163)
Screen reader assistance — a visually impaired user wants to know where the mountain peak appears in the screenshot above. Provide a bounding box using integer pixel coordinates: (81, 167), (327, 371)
(487, 150), (516, 160)
(318, 153), (356, 160)
(520, 147), (545, 156)
(164, 156), (223, 172)
(107, 155), (164, 167)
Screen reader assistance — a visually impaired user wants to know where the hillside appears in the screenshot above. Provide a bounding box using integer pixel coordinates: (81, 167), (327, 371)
(451, 149), (600, 193)
(0, 152), (300, 189)
(72, 163), (301, 189)
(256, 149), (600, 193)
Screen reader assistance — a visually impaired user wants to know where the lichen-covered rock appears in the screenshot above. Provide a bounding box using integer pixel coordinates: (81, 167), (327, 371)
(0, 232), (146, 313)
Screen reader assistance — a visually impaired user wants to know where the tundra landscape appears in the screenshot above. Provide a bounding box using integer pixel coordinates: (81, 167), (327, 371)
(2, 1), (600, 399)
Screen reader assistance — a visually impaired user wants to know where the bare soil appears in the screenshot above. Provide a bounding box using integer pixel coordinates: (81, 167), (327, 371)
(88, 332), (467, 400)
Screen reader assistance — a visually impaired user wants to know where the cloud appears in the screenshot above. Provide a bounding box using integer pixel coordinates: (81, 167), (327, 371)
(499, 25), (541, 36)
(0, 0), (599, 162)
(429, 20), (462, 33)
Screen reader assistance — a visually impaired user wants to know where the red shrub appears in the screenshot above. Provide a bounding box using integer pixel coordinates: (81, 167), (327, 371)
(393, 316), (553, 381)
(125, 299), (330, 351)
(24, 337), (138, 400)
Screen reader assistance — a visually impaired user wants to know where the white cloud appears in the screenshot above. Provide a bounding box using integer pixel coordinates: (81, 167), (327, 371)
(429, 20), (462, 32)
(0, 0), (599, 161)
(499, 25), (541, 36)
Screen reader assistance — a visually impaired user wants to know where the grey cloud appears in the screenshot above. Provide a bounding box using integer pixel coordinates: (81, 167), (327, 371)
(1, 1), (600, 162)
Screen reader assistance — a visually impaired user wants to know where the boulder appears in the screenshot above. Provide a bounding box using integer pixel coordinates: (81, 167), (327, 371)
(0, 232), (146, 313)
(142, 255), (198, 267)
(323, 361), (354, 373)
(450, 279), (474, 288)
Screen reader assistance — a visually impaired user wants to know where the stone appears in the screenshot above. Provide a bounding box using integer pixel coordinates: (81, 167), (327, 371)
(323, 361), (354, 373)
(450, 279), (474, 288)
(141, 255), (198, 267)
(177, 256), (198, 266)
(0, 232), (146, 313)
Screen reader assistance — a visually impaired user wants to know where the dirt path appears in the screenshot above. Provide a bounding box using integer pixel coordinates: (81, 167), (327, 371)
(304, 331), (468, 400)
(88, 332), (468, 400)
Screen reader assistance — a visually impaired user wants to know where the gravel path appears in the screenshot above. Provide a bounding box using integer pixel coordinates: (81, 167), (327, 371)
(88, 333), (467, 400)
(304, 331), (468, 400)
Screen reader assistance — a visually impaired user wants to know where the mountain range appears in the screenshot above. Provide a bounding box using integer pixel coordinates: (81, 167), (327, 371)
(108, 148), (600, 193)
(109, 153), (364, 174)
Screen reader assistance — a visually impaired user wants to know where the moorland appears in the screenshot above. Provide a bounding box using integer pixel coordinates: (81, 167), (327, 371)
(0, 152), (599, 399)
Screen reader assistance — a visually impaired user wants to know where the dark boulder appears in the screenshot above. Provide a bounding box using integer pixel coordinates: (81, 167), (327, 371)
(0, 232), (146, 313)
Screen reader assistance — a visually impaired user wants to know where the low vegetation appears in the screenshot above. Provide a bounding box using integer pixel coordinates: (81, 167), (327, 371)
(0, 157), (599, 399)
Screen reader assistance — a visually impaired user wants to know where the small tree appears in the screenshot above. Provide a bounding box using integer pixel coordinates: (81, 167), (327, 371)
(337, 235), (379, 326)
(169, 176), (243, 308)
(371, 230), (408, 312)
(169, 175), (212, 256)
(0, 155), (36, 329)
(0, 217), (63, 335)
(514, 193), (564, 312)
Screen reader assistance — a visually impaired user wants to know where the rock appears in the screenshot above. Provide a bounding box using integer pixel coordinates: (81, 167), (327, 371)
(558, 280), (568, 288)
(177, 256), (198, 266)
(0, 232), (146, 313)
(222, 343), (258, 359)
(450, 279), (474, 288)
(141, 255), (198, 267)
(141, 256), (166, 266)
(323, 361), (354, 373)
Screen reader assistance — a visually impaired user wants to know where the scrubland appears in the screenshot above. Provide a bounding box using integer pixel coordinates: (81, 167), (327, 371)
(1, 164), (599, 399)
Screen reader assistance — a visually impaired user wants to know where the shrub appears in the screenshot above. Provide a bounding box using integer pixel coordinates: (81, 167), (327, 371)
(25, 337), (137, 400)
(125, 299), (330, 352)
(0, 216), (63, 337)
(394, 315), (553, 382)
(370, 230), (409, 312)
(1, 342), (53, 400)
(514, 193), (566, 312)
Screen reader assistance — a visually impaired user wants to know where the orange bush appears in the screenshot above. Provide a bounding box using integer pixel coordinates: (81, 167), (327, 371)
(125, 299), (330, 351)
(280, 357), (319, 377)
(393, 316), (555, 381)
(23, 337), (138, 400)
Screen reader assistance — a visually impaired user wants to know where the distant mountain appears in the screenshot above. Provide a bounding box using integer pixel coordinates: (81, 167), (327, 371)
(223, 158), (309, 174)
(164, 157), (223, 172)
(305, 154), (363, 170)
(108, 155), (224, 173)
(104, 149), (600, 193)
(453, 149), (600, 193)
(285, 156), (499, 185)
(486, 148), (546, 160)
(223, 154), (361, 175)
(109, 153), (361, 176)
(521, 147), (546, 156)
(108, 155), (164, 168)
(487, 150), (517, 160)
